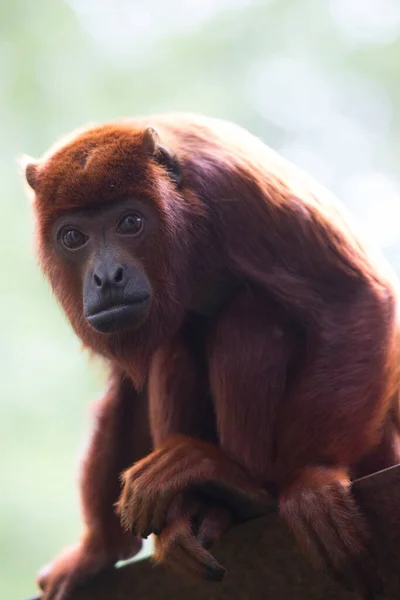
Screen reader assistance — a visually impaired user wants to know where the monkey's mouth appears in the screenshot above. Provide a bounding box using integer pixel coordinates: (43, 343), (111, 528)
(85, 295), (150, 334)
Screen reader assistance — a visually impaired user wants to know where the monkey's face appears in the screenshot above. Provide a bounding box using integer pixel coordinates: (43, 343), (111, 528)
(22, 123), (193, 361)
(51, 198), (156, 334)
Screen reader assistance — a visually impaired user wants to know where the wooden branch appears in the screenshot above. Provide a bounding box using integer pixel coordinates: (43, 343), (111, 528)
(27, 465), (400, 600)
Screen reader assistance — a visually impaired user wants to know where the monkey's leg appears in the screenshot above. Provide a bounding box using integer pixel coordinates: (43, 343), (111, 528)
(207, 287), (383, 596)
(274, 288), (395, 597)
(38, 370), (151, 600)
(117, 323), (248, 581)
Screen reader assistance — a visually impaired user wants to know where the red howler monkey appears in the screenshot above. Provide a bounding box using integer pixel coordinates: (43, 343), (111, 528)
(22, 114), (400, 600)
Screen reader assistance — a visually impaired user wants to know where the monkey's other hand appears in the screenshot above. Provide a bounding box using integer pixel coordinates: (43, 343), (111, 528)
(36, 536), (126, 600)
(280, 466), (381, 598)
(154, 492), (232, 582)
(116, 435), (271, 539)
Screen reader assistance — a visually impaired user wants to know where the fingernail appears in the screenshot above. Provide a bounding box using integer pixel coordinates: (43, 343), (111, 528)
(204, 564), (226, 582)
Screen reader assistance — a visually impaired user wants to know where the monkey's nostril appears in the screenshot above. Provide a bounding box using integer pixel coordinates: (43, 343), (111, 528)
(114, 267), (124, 283)
(94, 273), (102, 287)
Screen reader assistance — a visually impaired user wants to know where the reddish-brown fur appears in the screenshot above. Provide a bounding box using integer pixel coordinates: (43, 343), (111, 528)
(24, 113), (400, 599)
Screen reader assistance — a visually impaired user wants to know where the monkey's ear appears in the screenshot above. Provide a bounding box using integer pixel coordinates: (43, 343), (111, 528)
(19, 154), (39, 191)
(142, 126), (182, 187)
(142, 127), (160, 153)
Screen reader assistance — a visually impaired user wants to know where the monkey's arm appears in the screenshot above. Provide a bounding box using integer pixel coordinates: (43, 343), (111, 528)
(272, 282), (394, 596)
(117, 321), (271, 581)
(116, 300), (282, 579)
(208, 282), (391, 596)
(222, 196), (396, 594)
(38, 370), (152, 600)
(205, 283), (387, 595)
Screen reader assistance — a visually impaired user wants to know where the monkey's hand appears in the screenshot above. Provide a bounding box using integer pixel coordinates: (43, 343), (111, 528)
(116, 435), (271, 539)
(116, 436), (271, 582)
(36, 533), (140, 600)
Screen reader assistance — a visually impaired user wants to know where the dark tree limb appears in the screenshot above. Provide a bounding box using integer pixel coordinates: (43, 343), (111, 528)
(26, 464), (400, 600)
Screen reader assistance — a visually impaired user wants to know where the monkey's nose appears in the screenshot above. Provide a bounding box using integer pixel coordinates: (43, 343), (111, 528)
(93, 263), (125, 289)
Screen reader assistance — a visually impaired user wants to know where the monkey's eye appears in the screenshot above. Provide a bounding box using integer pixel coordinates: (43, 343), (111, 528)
(61, 228), (88, 250)
(117, 213), (144, 236)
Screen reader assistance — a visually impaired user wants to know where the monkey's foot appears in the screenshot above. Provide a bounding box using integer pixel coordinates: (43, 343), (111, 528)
(116, 435), (271, 539)
(279, 466), (381, 598)
(36, 534), (140, 600)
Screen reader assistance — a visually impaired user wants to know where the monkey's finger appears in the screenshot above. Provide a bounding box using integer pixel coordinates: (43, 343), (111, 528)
(162, 532), (226, 582)
(39, 572), (66, 600)
(52, 580), (71, 600)
(333, 484), (370, 547)
(196, 505), (232, 549)
(173, 540), (226, 582)
(42, 576), (71, 600)
(51, 572), (85, 600)
(149, 489), (176, 536)
(46, 562), (107, 600)
(115, 493), (135, 533)
(136, 488), (164, 538)
(130, 471), (170, 537)
(327, 486), (381, 597)
(155, 513), (226, 582)
(284, 494), (343, 569)
(116, 477), (145, 533)
(322, 528), (380, 596)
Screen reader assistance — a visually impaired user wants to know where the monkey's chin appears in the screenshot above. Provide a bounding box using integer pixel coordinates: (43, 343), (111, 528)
(85, 302), (149, 334)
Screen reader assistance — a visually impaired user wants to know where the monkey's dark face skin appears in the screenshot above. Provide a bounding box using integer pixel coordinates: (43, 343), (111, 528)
(52, 198), (157, 334)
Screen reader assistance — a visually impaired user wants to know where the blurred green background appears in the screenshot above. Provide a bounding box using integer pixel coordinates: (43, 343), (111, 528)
(2, 0), (400, 597)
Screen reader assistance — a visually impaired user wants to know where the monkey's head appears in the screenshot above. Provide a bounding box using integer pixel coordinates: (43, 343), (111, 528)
(22, 123), (207, 372)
